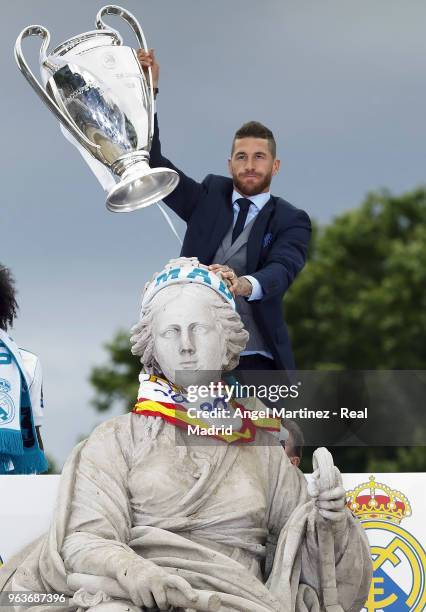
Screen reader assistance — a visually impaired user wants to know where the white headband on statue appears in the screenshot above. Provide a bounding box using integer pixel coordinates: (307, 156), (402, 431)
(140, 257), (236, 314)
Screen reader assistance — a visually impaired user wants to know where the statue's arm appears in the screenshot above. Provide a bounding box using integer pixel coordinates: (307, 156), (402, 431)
(266, 452), (372, 611)
(59, 417), (198, 608)
(266, 452), (310, 534)
(60, 418), (136, 578)
(301, 461), (372, 609)
(298, 510), (372, 612)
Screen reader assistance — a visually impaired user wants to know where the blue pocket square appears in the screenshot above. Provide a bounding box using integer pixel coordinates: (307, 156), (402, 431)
(263, 232), (273, 248)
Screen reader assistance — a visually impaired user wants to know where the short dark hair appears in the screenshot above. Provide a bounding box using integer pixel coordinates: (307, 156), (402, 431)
(0, 265), (18, 331)
(232, 121), (276, 158)
(283, 419), (304, 459)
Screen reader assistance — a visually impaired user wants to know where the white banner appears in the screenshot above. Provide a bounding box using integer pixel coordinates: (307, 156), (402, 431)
(0, 473), (425, 611)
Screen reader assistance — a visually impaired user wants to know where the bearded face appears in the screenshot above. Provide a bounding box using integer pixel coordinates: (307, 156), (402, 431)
(228, 137), (280, 197)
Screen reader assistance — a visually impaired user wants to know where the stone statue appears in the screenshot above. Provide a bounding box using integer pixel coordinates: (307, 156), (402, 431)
(0, 258), (372, 612)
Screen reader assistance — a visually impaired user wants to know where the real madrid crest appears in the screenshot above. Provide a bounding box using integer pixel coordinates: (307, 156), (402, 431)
(346, 476), (426, 612)
(0, 378), (15, 425)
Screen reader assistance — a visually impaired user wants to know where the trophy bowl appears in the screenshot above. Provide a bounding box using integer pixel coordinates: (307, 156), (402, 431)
(15, 5), (179, 213)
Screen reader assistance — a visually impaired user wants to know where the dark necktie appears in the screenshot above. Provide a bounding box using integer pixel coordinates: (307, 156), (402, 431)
(232, 198), (251, 243)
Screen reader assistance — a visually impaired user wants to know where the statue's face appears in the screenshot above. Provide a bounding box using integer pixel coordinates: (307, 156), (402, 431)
(152, 287), (226, 386)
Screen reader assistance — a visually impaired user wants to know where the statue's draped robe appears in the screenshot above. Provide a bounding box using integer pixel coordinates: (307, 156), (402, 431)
(2, 414), (371, 611)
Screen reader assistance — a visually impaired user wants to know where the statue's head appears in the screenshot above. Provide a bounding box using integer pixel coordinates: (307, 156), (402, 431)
(131, 258), (248, 386)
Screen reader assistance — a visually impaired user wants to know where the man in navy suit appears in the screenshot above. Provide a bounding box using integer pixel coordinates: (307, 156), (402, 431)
(139, 50), (311, 371)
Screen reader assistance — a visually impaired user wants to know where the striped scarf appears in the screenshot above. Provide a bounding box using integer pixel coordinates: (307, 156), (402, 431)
(132, 373), (279, 443)
(0, 330), (48, 474)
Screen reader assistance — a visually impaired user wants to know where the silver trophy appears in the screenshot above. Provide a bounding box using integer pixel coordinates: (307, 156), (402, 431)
(14, 5), (179, 212)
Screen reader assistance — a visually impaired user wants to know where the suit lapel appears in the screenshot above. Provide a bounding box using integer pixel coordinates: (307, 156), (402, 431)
(208, 181), (234, 260)
(246, 197), (275, 273)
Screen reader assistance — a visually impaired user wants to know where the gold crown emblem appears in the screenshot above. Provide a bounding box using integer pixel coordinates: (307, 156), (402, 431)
(346, 475), (412, 524)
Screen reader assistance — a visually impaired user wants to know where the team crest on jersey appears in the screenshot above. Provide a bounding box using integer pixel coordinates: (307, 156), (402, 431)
(346, 476), (426, 612)
(0, 378), (15, 425)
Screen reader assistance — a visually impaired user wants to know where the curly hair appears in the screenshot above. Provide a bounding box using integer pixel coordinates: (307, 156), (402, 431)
(130, 283), (248, 375)
(0, 265), (18, 331)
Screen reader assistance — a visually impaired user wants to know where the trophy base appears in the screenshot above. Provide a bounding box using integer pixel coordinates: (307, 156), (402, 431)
(106, 165), (179, 213)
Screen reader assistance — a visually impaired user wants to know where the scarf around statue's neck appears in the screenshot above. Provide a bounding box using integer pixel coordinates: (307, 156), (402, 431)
(0, 329), (48, 474)
(133, 373), (280, 443)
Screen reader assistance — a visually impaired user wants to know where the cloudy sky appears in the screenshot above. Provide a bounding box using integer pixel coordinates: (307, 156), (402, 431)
(2, 0), (425, 467)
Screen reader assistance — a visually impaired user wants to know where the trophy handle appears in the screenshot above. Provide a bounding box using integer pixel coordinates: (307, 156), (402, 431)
(96, 5), (154, 145)
(14, 26), (101, 154)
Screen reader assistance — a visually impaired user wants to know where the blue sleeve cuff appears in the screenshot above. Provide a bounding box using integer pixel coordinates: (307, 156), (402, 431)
(244, 275), (264, 301)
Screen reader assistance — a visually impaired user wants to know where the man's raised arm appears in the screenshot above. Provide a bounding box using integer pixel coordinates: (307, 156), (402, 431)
(137, 49), (205, 223)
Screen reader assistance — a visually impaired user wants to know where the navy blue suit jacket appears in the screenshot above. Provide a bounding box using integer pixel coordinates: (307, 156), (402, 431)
(149, 115), (311, 370)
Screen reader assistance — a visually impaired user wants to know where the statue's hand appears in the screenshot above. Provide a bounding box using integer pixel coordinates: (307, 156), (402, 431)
(309, 466), (347, 523)
(115, 557), (197, 610)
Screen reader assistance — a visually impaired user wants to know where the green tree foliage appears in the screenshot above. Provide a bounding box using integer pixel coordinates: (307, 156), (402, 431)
(90, 331), (141, 413)
(286, 187), (426, 369)
(367, 443), (426, 472)
(286, 187), (426, 472)
(90, 188), (426, 471)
